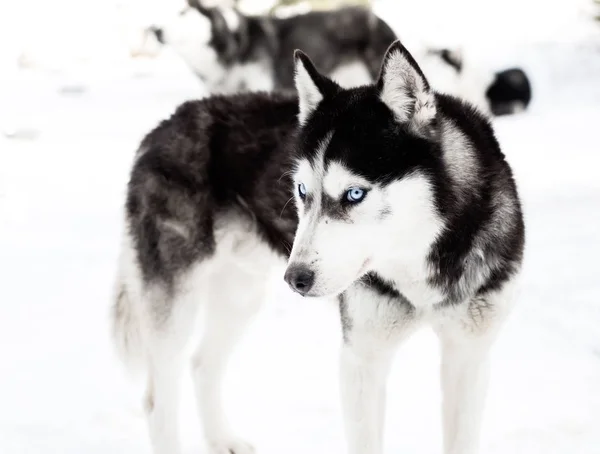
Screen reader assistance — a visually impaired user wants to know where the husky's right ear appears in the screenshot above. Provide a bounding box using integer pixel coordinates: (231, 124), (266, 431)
(377, 40), (438, 138)
(294, 50), (339, 125)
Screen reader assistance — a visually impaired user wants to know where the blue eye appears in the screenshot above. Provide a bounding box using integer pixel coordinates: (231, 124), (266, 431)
(298, 183), (307, 199)
(346, 187), (366, 203)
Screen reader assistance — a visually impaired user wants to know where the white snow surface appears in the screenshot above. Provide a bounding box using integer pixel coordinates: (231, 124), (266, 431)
(1, 1), (600, 453)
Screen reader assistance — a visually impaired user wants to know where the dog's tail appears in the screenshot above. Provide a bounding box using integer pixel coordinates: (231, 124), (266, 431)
(111, 278), (147, 376)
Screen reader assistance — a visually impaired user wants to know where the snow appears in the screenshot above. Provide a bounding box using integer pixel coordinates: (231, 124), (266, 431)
(1, 1), (600, 453)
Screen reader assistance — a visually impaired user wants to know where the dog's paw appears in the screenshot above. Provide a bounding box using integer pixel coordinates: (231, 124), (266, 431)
(206, 437), (255, 454)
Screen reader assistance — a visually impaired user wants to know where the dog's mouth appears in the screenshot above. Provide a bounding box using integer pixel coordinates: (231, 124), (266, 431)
(304, 258), (372, 298)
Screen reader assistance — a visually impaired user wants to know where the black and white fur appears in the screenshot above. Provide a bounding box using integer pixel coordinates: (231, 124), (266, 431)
(113, 41), (525, 454)
(149, 2), (395, 93)
(148, 2), (532, 115)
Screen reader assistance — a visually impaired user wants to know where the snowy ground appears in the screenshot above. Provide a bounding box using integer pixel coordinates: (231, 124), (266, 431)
(1, 2), (600, 453)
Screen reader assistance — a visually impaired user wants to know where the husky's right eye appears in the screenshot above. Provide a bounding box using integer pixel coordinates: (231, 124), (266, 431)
(298, 183), (307, 200)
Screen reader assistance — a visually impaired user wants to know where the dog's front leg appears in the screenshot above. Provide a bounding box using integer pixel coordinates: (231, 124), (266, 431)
(340, 344), (393, 454)
(435, 291), (514, 454)
(339, 291), (419, 454)
(438, 336), (492, 454)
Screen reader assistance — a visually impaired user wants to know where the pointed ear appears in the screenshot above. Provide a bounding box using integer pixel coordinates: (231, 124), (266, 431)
(377, 40), (437, 138)
(294, 50), (339, 125)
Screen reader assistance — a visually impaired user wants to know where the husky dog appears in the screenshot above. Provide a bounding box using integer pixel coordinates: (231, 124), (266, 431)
(112, 40), (525, 454)
(147, 2), (532, 115)
(148, 2), (395, 92)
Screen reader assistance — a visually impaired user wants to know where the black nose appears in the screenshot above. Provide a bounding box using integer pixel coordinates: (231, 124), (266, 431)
(486, 67), (532, 116)
(284, 264), (315, 296)
(148, 26), (164, 44)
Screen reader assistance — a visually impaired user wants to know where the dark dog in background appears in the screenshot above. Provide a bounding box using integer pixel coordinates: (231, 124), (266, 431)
(149, 3), (395, 92)
(147, 1), (532, 115)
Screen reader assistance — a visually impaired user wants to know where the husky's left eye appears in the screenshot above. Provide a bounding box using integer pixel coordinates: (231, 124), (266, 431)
(346, 187), (366, 203)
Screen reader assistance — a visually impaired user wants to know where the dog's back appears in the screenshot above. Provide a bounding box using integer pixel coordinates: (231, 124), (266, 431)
(269, 6), (397, 88)
(112, 92), (299, 370)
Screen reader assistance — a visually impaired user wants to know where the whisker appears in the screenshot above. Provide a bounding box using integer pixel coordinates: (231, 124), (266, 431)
(278, 169), (294, 183)
(279, 196), (295, 218)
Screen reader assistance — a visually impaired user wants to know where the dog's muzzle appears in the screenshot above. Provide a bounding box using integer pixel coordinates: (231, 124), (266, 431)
(284, 264), (315, 296)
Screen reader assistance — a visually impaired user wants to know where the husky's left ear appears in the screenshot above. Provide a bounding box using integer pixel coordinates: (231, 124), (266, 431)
(377, 40), (438, 138)
(294, 50), (340, 125)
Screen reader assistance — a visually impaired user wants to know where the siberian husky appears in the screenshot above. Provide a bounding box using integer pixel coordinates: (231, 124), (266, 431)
(147, 1), (531, 115)
(112, 40), (525, 454)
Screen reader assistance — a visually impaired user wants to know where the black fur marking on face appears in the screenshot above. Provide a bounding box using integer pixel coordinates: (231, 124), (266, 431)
(303, 192), (314, 210)
(321, 192), (350, 221)
(296, 86), (438, 187)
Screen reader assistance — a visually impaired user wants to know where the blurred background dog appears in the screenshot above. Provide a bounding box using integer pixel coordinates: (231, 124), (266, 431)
(143, 1), (531, 115)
